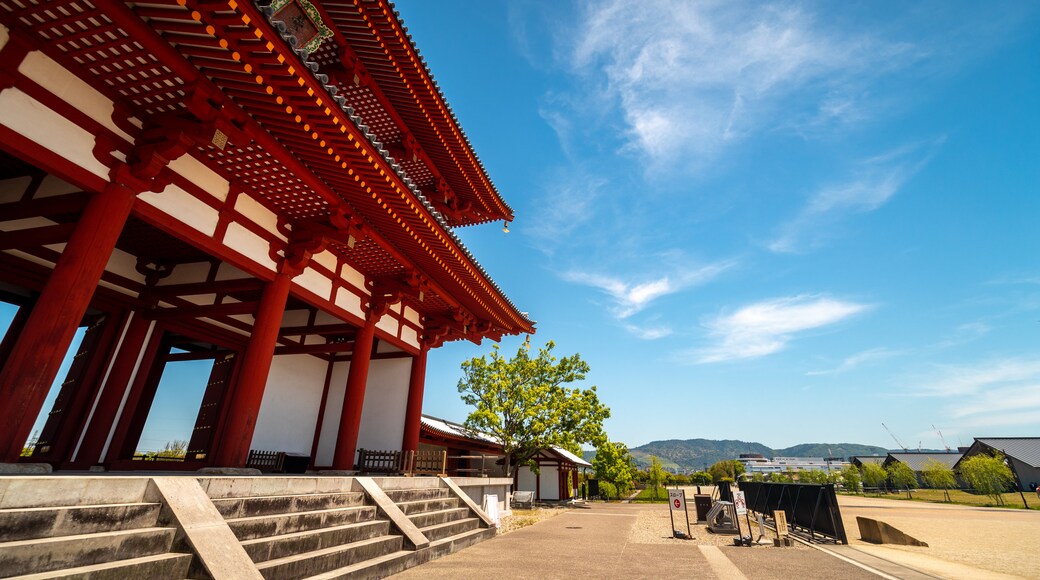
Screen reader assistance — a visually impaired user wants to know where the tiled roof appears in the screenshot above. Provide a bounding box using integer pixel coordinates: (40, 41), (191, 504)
(885, 452), (962, 471)
(972, 438), (1040, 468)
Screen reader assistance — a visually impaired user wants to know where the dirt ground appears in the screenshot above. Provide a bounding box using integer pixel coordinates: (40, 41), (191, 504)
(837, 494), (1040, 579)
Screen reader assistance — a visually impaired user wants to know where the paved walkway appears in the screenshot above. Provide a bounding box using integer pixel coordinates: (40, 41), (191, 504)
(392, 503), (884, 579)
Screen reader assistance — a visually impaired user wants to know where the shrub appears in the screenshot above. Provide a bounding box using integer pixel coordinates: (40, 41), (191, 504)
(598, 481), (618, 500)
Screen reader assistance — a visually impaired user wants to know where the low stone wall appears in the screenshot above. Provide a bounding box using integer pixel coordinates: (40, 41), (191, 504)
(451, 477), (513, 517)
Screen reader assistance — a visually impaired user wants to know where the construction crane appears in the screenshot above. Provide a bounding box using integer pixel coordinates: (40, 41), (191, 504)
(882, 422), (908, 451)
(933, 425), (951, 452)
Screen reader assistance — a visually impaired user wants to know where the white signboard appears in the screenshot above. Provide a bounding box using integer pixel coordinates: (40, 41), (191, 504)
(668, 489), (686, 512)
(483, 494), (500, 527)
(733, 490), (747, 516)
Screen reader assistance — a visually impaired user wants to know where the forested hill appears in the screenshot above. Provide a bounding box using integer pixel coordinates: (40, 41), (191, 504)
(582, 439), (889, 472)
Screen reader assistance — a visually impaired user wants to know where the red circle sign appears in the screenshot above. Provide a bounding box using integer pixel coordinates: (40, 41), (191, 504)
(673, 499), (681, 508)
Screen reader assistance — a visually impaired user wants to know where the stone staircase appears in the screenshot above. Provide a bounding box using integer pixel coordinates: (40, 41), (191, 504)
(0, 477), (191, 579)
(0, 476), (496, 579)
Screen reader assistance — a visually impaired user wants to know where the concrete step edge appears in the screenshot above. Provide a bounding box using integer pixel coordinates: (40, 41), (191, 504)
(406, 507), (469, 521)
(211, 491), (365, 503)
(5, 552), (192, 579)
(255, 534), (402, 570)
(428, 526), (496, 548)
(226, 504), (375, 525)
(239, 519), (389, 547)
(0, 526), (175, 549)
(420, 517), (479, 534)
(0, 502), (160, 514)
(302, 549), (416, 580)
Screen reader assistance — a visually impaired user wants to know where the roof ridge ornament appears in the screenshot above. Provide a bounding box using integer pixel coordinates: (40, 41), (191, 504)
(267, 0), (333, 55)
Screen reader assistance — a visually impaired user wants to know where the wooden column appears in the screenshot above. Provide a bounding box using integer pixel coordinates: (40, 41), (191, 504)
(0, 181), (136, 461)
(400, 347), (428, 453)
(71, 312), (154, 466)
(331, 319), (376, 470)
(211, 271), (293, 467)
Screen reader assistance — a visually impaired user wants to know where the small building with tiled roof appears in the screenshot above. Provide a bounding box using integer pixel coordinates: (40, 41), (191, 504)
(849, 455), (886, 468)
(883, 452), (963, 486)
(955, 437), (1040, 492)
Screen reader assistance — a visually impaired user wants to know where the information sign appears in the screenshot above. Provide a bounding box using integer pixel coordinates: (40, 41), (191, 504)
(483, 494), (500, 527)
(668, 489), (686, 512)
(774, 510), (789, 537)
(733, 490), (747, 516)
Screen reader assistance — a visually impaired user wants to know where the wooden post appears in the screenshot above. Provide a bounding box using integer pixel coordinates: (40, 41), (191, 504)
(211, 271), (292, 467)
(0, 181), (136, 461)
(401, 347), (428, 453)
(331, 319), (376, 470)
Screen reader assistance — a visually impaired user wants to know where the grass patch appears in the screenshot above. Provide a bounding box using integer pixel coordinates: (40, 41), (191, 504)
(847, 489), (1040, 509)
(632, 487), (671, 503)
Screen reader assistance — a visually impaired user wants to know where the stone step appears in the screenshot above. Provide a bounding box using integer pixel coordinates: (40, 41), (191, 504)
(212, 492), (366, 519)
(406, 507), (470, 529)
(0, 527), (175, 577)
(0, 503), (161, 542)
(228, 505), (378, 540)
(303, 549), (420, 580)
(6, 552), (192, 579)
(241, 519), (390, 563)
(0, 479), (151, 510)
(427, 526), (497, 556)
(420, 517), (480, 543)
(256, 534), (403, 580)
(393, 497), (458, 516)
(380, 488), (450, 503)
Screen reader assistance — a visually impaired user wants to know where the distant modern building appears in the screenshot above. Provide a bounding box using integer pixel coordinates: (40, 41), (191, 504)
(737, 453), (847, 475)
(955, 437), (1040, 491)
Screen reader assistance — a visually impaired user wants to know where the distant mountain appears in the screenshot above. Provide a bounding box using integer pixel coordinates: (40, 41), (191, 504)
(583, 439), (890, 472)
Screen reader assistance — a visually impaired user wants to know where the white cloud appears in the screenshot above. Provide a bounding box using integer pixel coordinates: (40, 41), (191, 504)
(623, 323), (673, 340)
(910, 358), (1040, 432)
(523, 172), (607, 255)
(693, 295), (869, 363)
(768, 140), (941, 253)
(564, 260), (733, 319)
(807, 347), (899, 376)
(566, 0), (920, 168)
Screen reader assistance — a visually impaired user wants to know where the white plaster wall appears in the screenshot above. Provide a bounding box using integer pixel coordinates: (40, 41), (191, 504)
(354, 357), (410, 453)
(0, 88), (109, 180)
(250, 354), (328, 455)
(334, 289), (364, 319)
(375, 313), (398, 336)
(138, 184), (219, 237)
(517, 467), (537, 495)
(168, 154), (229, 202)
(156, 262), (211, 286)
(314, 360), (349, 466)
(296, 268), (332, 301)
(541, 465), (561, 500)
(223, 222), (276, 272)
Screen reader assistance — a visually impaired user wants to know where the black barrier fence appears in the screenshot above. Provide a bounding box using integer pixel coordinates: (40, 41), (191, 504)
(737, 481), (848, 544)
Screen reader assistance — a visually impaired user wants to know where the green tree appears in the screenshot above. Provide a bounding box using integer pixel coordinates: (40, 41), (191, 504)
(647, 456), (666, 500)
(156, 440), (188, 459)
(861, 463), (887, 494)
(801, 469), (829, 484)
(593, 440), (635, 497)
(959, 454), (1014, 506)
(598, 481), (618, 501)
(672, 473), (690, 486)
(920, 459), (957, 501)
(458, 338), (610, 477)
(887, 461), (918, 498)
(841, 464), (862, 493)
(708, 460), (745, 482)
(690, 471), (712, 485)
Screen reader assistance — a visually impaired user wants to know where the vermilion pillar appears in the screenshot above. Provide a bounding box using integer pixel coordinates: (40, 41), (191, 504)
(401, 347), (428, 453)
(212, 271), (293, 467)
(331, 319), (376, 470)
(0, 181), (136, 462)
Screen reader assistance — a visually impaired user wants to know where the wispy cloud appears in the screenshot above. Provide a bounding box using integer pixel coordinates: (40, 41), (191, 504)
(623, 323), (673, 340)
(807, 347), (899, 376)
(565, 1), (920, 169)
(911, 357), (1040, 431)
(692, 295), (870, 363)
(523, 171), (607, 255)
(768, 139), (942, 253)
(933, 322), (991, 350)
(565, 260), (734, 319)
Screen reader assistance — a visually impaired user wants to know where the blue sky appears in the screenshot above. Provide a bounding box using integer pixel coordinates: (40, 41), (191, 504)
(403, 0), (1040, 449)
(6, 1), (1039, 453)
